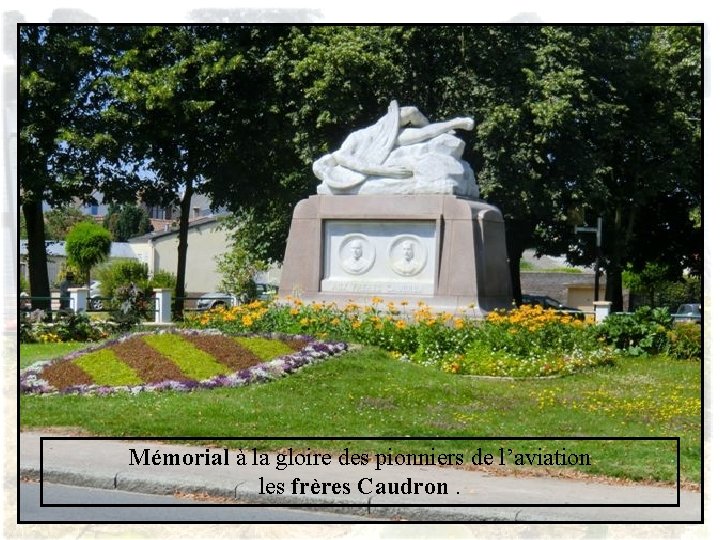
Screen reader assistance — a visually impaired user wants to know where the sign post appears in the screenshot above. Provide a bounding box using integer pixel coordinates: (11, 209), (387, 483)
(575, 217), (603, 302)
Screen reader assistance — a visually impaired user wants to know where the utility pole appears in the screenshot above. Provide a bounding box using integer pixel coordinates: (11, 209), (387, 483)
(575, 217), (603, 302)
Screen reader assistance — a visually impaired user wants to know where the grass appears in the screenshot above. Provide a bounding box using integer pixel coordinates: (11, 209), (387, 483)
(74, 349), (142, 386)
(234, 336), (294, 360)
(20, 345), (700, 485)
(142, 333), (232, 380)
(20, 342), (91, 369)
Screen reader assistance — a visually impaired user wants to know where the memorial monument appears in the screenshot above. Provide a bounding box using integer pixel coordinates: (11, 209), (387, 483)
(279, 100), (512, 315)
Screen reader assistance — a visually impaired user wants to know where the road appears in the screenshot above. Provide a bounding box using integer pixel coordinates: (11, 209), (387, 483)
(19, 482), (375, 522)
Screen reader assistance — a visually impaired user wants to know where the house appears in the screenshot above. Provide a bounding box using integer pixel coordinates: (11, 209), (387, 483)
(127, 215), (233, 296)
(520, 249), (626, 311)
(72, 191), (218, 232)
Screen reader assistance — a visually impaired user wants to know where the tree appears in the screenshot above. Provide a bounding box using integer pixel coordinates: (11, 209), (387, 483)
(103, 204), (152, 241)
(549, 27), (701, 310)
(65, 221), (112, 287)
(44, 206), (95, 240)
(22, 25), (699, 315)
(215, 246), (266, 301)
(101, 26), (291, 318)
(20, 26), (93, 308)
(19, 26), (138, 308)
(187, 26), (704, 312)
(470, 26), (700, 309)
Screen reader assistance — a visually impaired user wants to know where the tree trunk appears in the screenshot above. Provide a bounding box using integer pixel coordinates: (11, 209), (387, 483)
(173, 178), (194, 320)
(504, 221), (529, 308)
(22, 200), (51, 311)
(605, 262), (625, 312)
(603, 207), (633, 312)
(507, 244), (523, 308)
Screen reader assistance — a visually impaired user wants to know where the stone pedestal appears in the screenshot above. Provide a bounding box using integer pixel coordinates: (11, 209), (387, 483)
(593, 301), (612, 323)
(279, 195), (512, 315)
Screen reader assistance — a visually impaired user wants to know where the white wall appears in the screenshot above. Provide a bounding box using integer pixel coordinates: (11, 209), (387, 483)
(135, 220), (232, 294)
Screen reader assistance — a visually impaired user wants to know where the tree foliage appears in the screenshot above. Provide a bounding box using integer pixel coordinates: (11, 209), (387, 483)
(99, 26), (291, 317)
(44, 206), (95, 240)
(19, 25), (139, 306)
(21, 25), (701, 313)
(103, 204), (152, 241)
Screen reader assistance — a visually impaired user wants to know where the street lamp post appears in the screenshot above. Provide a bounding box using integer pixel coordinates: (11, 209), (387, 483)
(575, 217), (603, 302)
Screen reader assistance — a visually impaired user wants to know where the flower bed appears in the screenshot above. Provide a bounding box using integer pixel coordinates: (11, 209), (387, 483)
(446, 305), (614, 377)
(20, 328), (348, 396)
(185, 299), (616, 377)
(21, 311), (115, 344)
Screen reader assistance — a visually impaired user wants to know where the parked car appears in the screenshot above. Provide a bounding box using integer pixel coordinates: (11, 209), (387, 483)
(521, 294), (584, 316)
(671, 303), (701, 324)
(88, 280), (104, 310)
(255, 283), (279, 301)
(19, 291), (31, 311)
(196, 292), (237, 311)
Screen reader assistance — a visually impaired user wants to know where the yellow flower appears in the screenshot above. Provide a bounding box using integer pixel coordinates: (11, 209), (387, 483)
(241, 315), (254, 327)
(330, 317), (341, 326)
(300, 317), (310, 326)
(371, 296), (384, 304)
(486, 311), (502, 323)
(395, 320), (407, 330)
(454, 318), (465, 329)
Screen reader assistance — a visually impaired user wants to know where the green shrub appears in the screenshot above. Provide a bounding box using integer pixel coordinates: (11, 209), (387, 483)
(148, 269), (177, 293)
(20, 312), (113, 344)
(597, 306), (672, 356)
(97, 260), (149, 299)
(20, 274), (30, 293)
(666, 323), (701, 361)
(111, 283), (153, 330)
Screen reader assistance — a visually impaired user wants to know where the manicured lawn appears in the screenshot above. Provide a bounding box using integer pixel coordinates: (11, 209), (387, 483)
(20, 344), (700, 485)
(20, 342), (92, 369)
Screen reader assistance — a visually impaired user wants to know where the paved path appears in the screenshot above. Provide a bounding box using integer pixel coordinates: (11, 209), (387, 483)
(19, 431), (701, 522)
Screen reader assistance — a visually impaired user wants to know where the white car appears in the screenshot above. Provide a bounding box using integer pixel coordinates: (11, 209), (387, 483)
(196, 292), (237, 310)
(88, 280), (104, 310)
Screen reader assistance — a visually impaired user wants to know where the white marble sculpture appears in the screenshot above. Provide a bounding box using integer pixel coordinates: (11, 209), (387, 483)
(340, 236), (374, 275)
(389, 237), (426, 277)
(314, 100), (480, 198)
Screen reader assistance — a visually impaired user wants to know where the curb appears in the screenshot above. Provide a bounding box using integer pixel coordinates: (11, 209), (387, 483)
(22, 465), (534, 522)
